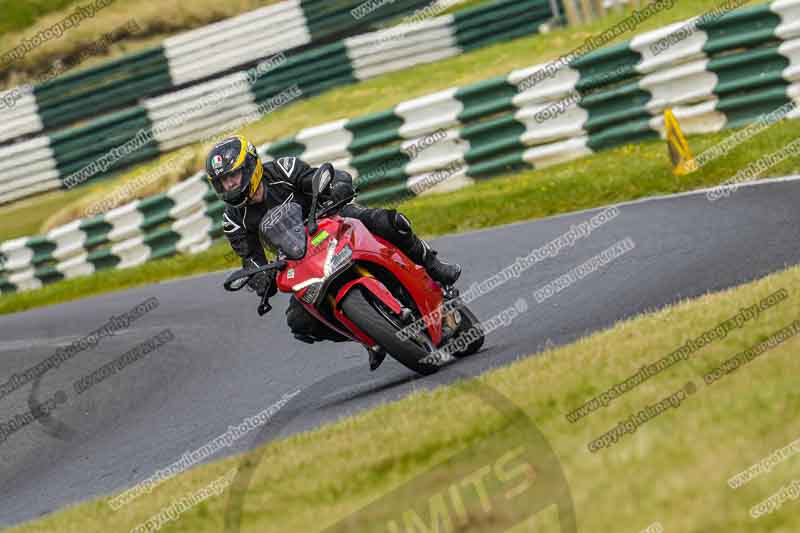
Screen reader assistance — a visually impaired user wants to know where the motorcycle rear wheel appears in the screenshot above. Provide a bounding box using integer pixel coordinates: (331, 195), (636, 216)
(448, 304), (485, 358)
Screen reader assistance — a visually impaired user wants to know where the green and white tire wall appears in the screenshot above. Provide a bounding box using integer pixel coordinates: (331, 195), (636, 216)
(0, 0), (556, 205)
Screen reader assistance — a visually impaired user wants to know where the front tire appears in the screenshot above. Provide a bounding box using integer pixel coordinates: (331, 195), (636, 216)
(340, 288), (438, 375)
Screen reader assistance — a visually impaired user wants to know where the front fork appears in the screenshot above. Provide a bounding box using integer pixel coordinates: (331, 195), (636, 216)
(398, 285), (463, 348)
(342, 264), (462, 347)
(440, 286), (463, 341)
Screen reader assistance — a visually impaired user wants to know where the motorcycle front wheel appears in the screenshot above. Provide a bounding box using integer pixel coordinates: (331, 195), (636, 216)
(340, 288), (439, 376)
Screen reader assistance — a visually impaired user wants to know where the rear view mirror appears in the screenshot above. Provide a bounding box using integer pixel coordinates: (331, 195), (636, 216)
(308, 163), (334, 235)
(313, 163), (334, 197)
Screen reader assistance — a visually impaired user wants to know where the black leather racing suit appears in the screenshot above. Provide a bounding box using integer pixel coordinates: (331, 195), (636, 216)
(223, 156), (430, 342)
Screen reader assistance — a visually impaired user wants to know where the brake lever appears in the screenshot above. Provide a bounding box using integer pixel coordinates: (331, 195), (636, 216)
(255, 259), (288, 316)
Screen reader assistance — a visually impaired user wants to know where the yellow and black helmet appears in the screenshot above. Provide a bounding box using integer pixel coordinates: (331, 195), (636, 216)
(206, 135), (264, 207)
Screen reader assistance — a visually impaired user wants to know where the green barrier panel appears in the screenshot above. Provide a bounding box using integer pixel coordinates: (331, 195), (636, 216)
(39, 72), (173, 129)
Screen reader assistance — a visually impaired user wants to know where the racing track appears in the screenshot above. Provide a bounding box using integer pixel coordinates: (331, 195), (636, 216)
(2, 177), (800, 529)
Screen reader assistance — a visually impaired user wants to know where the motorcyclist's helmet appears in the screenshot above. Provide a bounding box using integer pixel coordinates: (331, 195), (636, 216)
(206, 135), (264, 208)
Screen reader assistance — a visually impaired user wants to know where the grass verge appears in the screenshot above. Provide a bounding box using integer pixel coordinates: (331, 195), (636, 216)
(2, 115), (799, 316)
(8, 263), (800, 532)
(0, 0), (77, 35)
(1, 0), (740, 239)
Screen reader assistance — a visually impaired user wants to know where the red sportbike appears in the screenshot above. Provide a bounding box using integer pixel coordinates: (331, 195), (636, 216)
(223, 164), (484, 375)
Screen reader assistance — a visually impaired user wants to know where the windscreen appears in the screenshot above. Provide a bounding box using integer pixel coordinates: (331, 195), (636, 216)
(259, 201), (307, 260)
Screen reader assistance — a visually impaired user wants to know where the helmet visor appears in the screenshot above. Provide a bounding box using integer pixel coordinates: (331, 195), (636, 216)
(211, 169), (244, 194)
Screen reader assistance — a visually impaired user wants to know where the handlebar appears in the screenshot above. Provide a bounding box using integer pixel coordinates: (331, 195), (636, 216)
(224, 186), (357, 316)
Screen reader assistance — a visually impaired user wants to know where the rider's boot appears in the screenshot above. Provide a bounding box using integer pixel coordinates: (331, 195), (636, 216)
(421, 242), (461, 286)
(367, 345), (387, 371)
(392, 212), (461, 286)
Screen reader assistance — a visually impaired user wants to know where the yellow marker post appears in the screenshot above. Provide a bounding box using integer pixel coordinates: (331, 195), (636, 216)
(664, 108), (698, 175)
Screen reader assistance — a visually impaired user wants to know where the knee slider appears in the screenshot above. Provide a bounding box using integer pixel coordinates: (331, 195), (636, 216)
(285, 306), (307, 333)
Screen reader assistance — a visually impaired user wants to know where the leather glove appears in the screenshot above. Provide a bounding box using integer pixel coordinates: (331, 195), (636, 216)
(246, 266), (277, 297)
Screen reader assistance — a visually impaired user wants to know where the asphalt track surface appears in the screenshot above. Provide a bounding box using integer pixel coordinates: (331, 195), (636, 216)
(2, 177), (800, 529)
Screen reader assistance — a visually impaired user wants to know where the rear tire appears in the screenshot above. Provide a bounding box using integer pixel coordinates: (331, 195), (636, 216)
(341, 288), (438, 375)
(450, 304), (485, 357)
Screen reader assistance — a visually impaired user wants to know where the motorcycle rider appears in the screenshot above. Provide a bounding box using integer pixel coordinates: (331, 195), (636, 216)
(207, 135), (461, 369)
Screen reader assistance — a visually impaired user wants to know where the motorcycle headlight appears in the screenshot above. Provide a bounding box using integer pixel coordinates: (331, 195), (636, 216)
(295, 242), (352, 305)
(325, 243), (352, 277)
